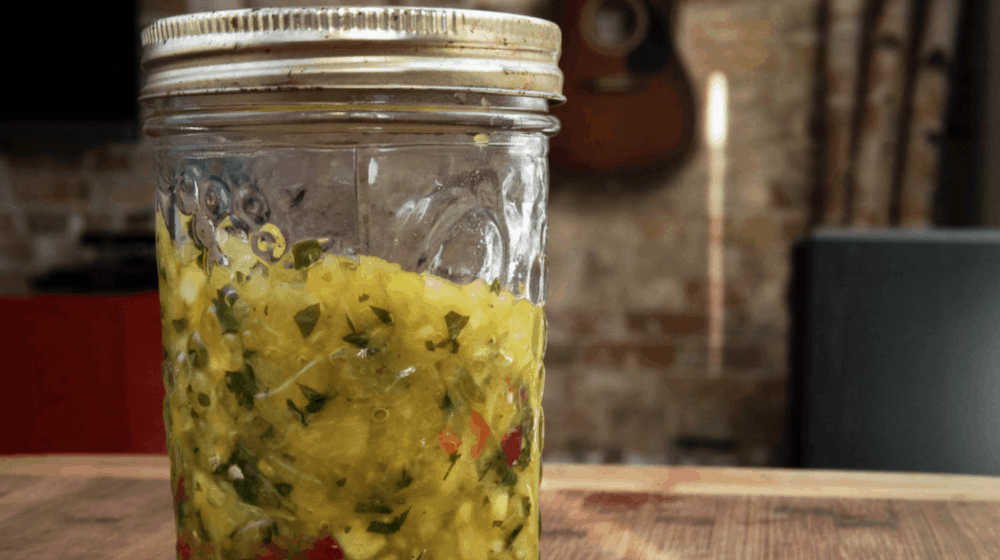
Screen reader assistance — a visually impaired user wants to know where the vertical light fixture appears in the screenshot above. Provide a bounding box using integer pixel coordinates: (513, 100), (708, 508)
(706, 71), (728, 379)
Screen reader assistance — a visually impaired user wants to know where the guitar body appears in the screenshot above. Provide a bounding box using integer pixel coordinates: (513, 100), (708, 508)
(550, 0), (694, 174)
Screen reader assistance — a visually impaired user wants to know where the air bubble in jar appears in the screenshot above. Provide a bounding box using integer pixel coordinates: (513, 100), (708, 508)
(254, 223), (287, 260)
(156, 164), (174, 196)
(201, 176), (232, 220)
(235, 187), (271, 226)
(176, 175), (199, 215)
(191, 212), (215, 250)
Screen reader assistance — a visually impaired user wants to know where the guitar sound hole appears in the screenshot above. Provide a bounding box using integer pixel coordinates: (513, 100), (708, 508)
(582, 0), (648, 56)
(626, 0), (673, 74)
(593, 0), (639, 47)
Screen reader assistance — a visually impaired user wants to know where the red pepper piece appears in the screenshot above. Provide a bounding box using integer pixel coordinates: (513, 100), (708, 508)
(437, 430), (463, 455)
(308, 536), (345, 560)
(502, 425), (523, 467)
(469, 410), (491, 459)
(174, 476), (186, 510)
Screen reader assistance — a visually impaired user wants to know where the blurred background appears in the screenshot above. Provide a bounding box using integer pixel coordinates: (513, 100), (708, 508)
(1, 0), (993, 471)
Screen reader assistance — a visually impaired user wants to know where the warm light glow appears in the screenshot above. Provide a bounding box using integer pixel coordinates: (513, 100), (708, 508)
(706, 70), (728, 379)
(706, 71), (728, 148)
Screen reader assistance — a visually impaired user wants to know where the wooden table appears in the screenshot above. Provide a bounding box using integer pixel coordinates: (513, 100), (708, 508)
(3, 456), (1000, 559)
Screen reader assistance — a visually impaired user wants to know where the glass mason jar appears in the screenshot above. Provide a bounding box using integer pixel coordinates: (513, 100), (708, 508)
(140, 7), (563, 560)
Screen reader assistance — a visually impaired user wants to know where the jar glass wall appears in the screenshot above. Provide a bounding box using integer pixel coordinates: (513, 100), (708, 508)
(148, 79), (558, 559)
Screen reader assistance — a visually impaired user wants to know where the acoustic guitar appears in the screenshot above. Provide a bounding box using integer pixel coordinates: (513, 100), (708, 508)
(550, 0), (694, 174)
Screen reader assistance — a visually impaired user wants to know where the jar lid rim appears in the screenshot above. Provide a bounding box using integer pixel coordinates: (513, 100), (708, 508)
(140, 7), (566, 103)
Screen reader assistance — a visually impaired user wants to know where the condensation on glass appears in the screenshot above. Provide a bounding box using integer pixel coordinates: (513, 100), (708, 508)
(140, 7), (562, 560)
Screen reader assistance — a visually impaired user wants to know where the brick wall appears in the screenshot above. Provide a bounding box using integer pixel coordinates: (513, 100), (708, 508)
(543, 0), (818, 465)
(0, 0), (820, 466)
(0, 139), (158, 293)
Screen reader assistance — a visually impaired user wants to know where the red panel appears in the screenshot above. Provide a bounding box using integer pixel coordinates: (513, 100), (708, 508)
(0, 292), (165, 454)
(122, 292), (167, 453)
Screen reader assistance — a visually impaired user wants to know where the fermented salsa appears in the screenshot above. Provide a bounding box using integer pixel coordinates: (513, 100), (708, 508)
(157, 213), (545, 560)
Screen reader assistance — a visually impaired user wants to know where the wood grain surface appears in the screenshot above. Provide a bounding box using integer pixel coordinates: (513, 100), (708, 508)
(3, 457), (1000, 559)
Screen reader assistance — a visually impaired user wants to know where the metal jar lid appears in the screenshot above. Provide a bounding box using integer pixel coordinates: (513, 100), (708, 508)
(140, 6), (565, 103)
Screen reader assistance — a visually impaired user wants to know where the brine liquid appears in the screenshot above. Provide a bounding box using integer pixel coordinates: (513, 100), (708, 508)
(158, 213), (545, 560)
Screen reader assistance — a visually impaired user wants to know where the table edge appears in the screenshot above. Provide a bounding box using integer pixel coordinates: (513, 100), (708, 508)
(2, 455), (998, 501)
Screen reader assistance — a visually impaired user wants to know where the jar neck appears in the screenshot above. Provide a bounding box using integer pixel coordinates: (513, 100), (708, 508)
(142, 90), (560, 137)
